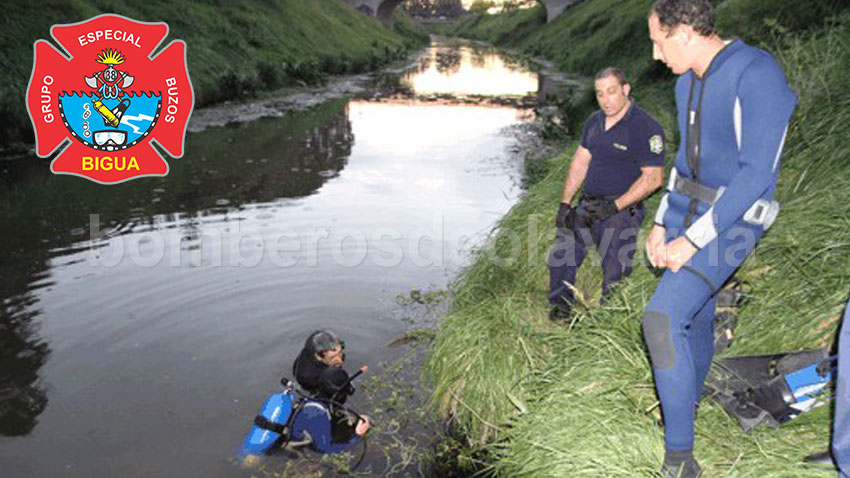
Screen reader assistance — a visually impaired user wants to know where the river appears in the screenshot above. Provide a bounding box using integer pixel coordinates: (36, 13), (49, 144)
(0, 38), (556, 477)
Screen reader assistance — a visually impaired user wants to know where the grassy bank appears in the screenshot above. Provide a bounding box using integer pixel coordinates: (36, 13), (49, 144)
(449, 0), (847, 100)
(0, 0), (427, 149)
(444, 5), (547, 46)
(425, 1), (850, 476)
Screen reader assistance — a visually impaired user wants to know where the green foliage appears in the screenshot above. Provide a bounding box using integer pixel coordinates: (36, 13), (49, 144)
(717, 0), (849, 44)
(469, 0), (496, 14)
(426, 6), (850, 478)
(449, 0), (657, 81)
(448, 4), (547, 45)
(392, 8), (432, 43)
(450, 0), (850, 84)
(518, 0), (660, 83)
(0, 0), (427, 146)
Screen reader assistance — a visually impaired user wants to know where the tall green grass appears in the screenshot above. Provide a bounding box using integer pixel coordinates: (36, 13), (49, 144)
(445, 5), (547, 46)
(0, 0), (427, 149)
(452, 0), (850, 83)
(425, 5), (850, 478)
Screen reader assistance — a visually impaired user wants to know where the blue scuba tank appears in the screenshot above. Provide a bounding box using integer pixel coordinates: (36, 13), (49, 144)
(241, 380), (297, 456)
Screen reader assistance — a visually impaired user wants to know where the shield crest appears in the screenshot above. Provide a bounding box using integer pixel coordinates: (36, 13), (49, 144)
(58, 92), (162, 152)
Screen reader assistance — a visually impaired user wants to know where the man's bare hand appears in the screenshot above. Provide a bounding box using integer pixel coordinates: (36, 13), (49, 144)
(646, 224), (667, 268)
(355, 416), (371, 436)
(359, 365), (368, 374)
(665, 236), (698, 273)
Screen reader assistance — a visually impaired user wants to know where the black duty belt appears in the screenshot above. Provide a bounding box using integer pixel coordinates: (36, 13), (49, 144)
(580, 194), (644, 207)
(580, 193), (618, 201)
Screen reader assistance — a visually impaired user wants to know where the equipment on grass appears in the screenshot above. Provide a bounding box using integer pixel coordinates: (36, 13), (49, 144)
(704, 349), (835, 432)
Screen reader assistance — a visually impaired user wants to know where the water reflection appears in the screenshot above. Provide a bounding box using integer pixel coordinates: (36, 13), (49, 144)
(0, 100), (355, 439)
(435, 48), (462, 75)
(401, 44), (539, 97)
(348, 99), (532, 152)
(0, 293), (49, 437)
(0, 38), (535, 477)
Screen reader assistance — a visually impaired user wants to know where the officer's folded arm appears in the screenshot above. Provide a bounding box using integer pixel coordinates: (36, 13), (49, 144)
(615, 165), (664, 211)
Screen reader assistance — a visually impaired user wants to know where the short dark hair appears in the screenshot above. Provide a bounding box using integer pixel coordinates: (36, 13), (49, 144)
(594, 67), (628, 86)
(306, 330), (344, 357)
(650, 0), (716, 37)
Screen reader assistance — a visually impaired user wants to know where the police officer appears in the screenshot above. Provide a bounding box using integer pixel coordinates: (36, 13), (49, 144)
(644, 1), (796, 476)
(548, 67), (665, 320)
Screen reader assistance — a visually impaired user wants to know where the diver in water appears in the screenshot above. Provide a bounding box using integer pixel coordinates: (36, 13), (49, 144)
(241, 377), (370, 465)
(242, 332), (372, 464)
(292, 330), (368, 405)
(292, 330), (370, 444)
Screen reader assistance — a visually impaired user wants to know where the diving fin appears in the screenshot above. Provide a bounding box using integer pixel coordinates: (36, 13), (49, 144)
(703, 349), (834, 432)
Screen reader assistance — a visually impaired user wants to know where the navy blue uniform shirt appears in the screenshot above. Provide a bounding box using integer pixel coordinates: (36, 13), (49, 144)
(581, 101), (665, 197)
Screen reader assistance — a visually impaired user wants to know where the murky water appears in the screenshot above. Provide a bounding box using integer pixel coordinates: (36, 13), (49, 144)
(0, 39), (541, 477)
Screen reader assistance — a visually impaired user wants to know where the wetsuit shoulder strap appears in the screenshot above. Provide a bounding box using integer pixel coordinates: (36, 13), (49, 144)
(253, 414), (288, 434)
(288, 397), (307, 426)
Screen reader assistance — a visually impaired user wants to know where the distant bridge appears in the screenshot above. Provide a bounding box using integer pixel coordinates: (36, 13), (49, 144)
(342, 0), (404, 23)
(341, 0), (584, 24)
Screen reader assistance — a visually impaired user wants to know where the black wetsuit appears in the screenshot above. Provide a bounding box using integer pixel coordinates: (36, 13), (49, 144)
(292, 347), (355, 405)
(292, 347), (359, 443)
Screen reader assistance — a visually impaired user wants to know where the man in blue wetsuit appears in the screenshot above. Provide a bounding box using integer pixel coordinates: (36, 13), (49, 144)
(836, 297), (850, 478)
(803, 296), (850, 474)
(644, 1), (796, 476)
(548, 67), (665, 320)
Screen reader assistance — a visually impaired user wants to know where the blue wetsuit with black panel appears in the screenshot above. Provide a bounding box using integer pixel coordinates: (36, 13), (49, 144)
(643, 39), (796, 453)
(289, 400), (360, 454)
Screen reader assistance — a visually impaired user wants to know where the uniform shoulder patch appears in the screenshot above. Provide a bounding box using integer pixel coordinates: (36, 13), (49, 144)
(649, 135), (664, 155)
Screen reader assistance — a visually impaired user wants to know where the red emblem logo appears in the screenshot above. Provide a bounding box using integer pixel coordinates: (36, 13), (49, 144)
(26, 14), (193, 184)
